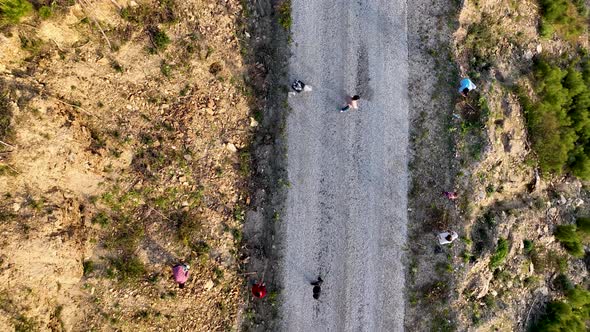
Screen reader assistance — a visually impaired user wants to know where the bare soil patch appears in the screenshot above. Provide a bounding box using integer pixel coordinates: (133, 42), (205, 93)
(0, 0), (256, 330)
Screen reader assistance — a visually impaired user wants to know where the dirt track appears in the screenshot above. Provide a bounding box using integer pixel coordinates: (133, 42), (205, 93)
(280, 0), (409, 330)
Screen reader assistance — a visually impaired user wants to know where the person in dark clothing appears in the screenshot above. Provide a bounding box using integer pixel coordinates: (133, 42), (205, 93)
(311, 276), (323, 300)
(290, 80), (313, 94)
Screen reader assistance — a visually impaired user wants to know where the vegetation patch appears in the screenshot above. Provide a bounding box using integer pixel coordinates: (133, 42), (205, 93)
(0, 91), (12, 140)
(532, 286), (590, 331)
(538, 0), (587, 39)
(519, 58), (590, 179)
(489, 238), (508, 270)
(554, 218), (590, 257)
(277, 0), (291, 30)
(0, 0), (32, 25)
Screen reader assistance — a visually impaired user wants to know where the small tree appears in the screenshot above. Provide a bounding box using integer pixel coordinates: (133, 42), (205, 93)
(554, 225), (584, 257)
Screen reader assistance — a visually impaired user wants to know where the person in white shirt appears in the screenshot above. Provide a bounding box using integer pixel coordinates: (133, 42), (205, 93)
(438, 231), (458, 245)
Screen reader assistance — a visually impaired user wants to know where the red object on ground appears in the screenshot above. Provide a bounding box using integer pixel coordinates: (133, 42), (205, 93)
(252, 283), (267, 299)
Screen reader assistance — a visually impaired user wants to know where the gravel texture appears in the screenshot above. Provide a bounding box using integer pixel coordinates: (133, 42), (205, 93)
(280, 0), (409, 330)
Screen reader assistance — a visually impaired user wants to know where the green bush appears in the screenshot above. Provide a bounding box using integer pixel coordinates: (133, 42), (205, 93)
(489, 238), (509, 269)
(523, 239), (535, 254)
(38, 5), (51, 19)
(533, 286), (590, 331)
(520, 58), (590, 179)
(0, 0), (32, 24)
(539, 0), (569, 23)
(553, 273), (574, 293)
(576, 217), (590, 239)
(539, 0), (587, 38)
(554, 224), (584, 257)
(149, 27), (170, 51)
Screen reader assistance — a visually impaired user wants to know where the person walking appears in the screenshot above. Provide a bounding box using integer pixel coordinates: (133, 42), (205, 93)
(172, 263), (190, 289)
(311, 276), (323, 300)
(437, 231), (459, 245)
(340, 95), (360, 112)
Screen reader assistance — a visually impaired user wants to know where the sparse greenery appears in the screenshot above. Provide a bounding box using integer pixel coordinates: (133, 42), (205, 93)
(519, 58), (590, 179)
(277, 0), (291, 30)
(489, 238), (509, 269)
(109, 255), (146, 282)
(173, 211), (201, 246)
(160, 61), (172, 77)
(0, 0), (32, 24)
(523, 239), (535, 255)
(91, 211), (110, 227)
(0, 92), (12, 140)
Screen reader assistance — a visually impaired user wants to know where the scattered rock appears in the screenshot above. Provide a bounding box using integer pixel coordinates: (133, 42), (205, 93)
(249, 117), (259, 127)
(12, 203), (20, 212)
(559, 195), (566, 205)
(204, 280), (214, 290)
(226, 143), (237, 153)
(539, 286), (549, 296)
(536, 44), (542, 53)
(184, 154), (192, 161)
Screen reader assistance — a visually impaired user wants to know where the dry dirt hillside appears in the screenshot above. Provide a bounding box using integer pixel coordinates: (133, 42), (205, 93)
(0, 0), (256, 330)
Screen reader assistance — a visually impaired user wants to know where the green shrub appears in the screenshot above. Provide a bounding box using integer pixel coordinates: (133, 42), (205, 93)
(82, 260), (95, 276)
(553, 273), (574, 293)
(0, 0), (32, 24)
(109, 256), (145, 282)
(554, 224), (584, 257)
(489, 238), (509, 269)
(576, 217), (590, 239)
(520, 58), (590, 179)
(149, 27), (170, 51)
(523, 239), (535, 254)
(91, 211), (110, 227)
(533, 286), (590, 331)
(539, 0), (587, 38)
(38, 5), (51, 19)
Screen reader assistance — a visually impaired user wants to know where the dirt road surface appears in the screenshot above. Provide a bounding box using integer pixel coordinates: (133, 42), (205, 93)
(280, 0), (409, 330)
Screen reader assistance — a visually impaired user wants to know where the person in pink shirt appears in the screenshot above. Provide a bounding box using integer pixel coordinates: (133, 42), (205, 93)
(172, 263), (190, 288)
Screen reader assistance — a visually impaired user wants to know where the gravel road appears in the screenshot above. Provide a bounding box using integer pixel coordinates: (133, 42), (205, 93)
(280, 0), (409, 330)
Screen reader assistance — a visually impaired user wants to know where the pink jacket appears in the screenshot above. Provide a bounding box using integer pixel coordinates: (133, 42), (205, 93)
(173, 265), (189, 284)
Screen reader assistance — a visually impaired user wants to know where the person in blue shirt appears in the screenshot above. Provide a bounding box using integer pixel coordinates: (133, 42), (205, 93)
(459, 78), (476, 97)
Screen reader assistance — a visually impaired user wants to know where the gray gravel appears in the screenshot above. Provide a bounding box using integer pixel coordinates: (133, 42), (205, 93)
(280, 0), (409, 330)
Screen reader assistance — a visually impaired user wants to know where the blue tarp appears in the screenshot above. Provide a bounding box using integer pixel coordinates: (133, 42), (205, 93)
(459, 78), (476, 93)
